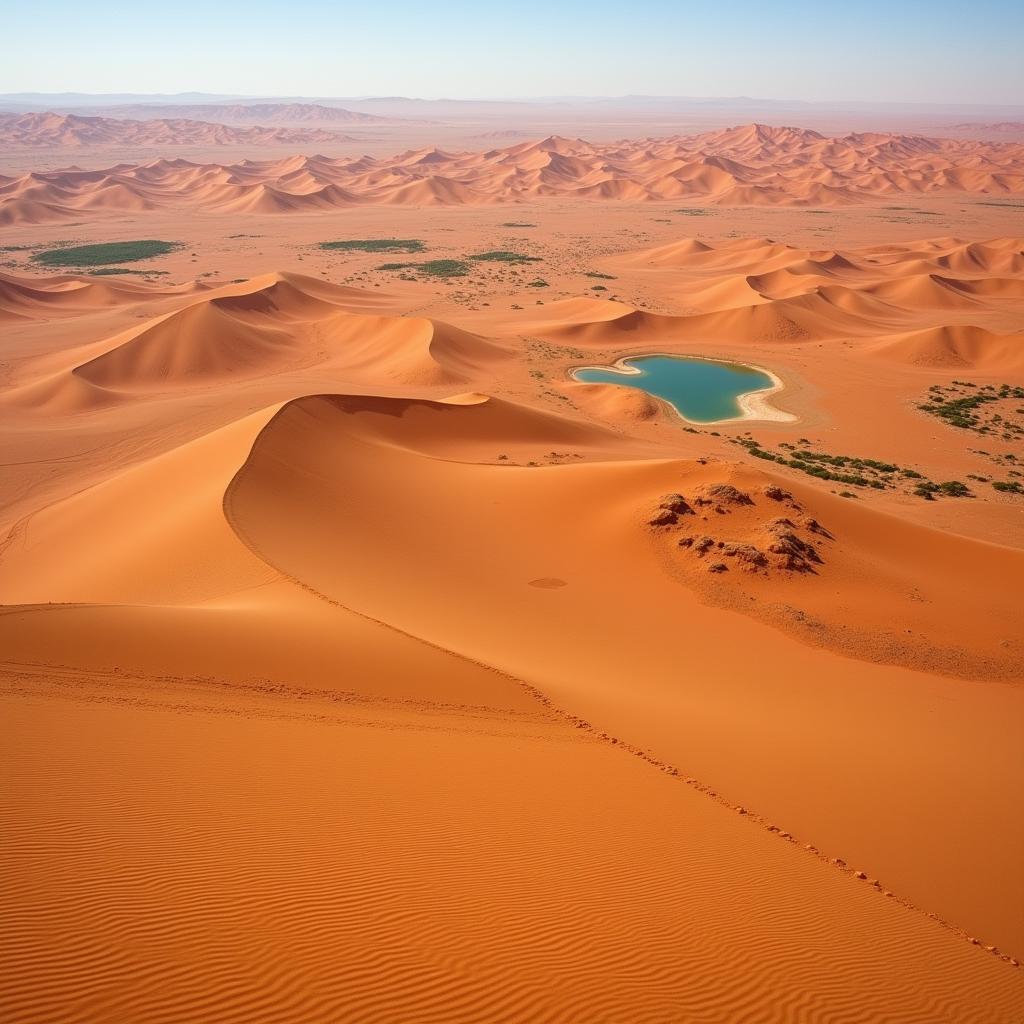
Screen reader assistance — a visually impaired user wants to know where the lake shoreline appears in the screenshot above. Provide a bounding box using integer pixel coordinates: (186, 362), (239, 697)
(569, 352), (797, 425)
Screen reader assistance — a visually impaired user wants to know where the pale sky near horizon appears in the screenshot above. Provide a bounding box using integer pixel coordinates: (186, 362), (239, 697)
(4, 0), (1022, 106)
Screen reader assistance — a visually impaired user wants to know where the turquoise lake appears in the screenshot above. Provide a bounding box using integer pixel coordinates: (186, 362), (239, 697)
(571, 355), (775, 423)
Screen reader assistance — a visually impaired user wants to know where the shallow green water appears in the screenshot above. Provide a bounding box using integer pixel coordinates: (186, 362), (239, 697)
(571, 354), (774, 423)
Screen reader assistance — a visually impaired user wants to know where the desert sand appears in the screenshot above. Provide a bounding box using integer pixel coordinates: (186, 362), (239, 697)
(2, 124), (1024, 226)
(2, 116), (1023, 1023)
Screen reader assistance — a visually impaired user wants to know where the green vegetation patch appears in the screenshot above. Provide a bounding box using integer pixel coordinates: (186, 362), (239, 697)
(85, 268), (170, 276)
(673, 208), (711, 216)
(993, 480), (1024, 495)
(468, 250), (542, 264)
(731, 436), (973, 500)
(883, 206), (939, 214)
(32, 240), (179, 267)
(320, 238), (425, 254)
(918, 381), (1024, 439)
(912, 480), (972, 500)
(376, 259), (470, 277)
(584, 271), (616, 280)
(501, 222), (536, 228)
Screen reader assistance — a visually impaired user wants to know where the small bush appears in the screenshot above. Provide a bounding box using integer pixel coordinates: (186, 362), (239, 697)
(937, 480), (971, 497)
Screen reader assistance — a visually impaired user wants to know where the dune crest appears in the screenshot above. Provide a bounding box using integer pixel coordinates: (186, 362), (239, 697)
(2, 271), (515, 408)
(3, 123), (1024, 223)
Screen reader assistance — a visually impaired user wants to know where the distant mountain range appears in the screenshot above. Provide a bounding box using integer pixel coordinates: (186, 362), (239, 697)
(0, 111), (360, 147)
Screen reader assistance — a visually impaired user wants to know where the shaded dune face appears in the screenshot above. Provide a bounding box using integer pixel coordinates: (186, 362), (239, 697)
(2, 123), (1024, 223)
(72, 302), (302, 388)
(1, 273), (516, 410)
(563, 234), (1024, 369)
(222, 392), (1024, 684)
(0, 270), (201, 322)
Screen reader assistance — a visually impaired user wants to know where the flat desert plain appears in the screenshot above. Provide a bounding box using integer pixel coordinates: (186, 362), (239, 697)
(1, 120), (1023, 1022)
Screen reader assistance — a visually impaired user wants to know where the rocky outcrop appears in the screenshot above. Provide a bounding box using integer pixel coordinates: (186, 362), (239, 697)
(695, 483), (754, 509)
(648, 493), (695, 526)
(646, 478), (833, 578)
(722, 542), (769, 568)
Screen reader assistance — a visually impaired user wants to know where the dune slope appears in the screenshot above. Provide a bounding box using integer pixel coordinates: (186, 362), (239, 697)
(2, 124), (1023, 223)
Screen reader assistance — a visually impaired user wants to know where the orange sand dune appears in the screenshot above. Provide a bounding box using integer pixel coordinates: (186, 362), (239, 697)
(2, 224), (1023, 1022)
(0, 269), (204, 322)
(2, 273), (513, 410)
(868, 323), (1024, 368)
(225, 394), (1022, 680)
(2, 123), (1023, 223)
(3, 385), (1023, 952)
(589, 235), (1024, 365)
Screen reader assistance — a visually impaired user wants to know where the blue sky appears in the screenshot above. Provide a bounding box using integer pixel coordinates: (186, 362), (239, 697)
(4, 0), (1022, 105)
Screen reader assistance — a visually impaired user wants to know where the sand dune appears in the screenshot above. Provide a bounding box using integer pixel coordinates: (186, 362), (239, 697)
(869, 323), (1024, 368)
(586, 235), (1024, 367)
(224, 392), (1023, 683)
(3, 123), (1023, 222)
(940, 121), (1024, 139)
(0, 270), (202, 322)
(3, 273), (514, 409)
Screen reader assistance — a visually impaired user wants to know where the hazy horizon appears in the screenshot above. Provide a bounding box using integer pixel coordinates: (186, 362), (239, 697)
(5, 0), (1022, 106)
